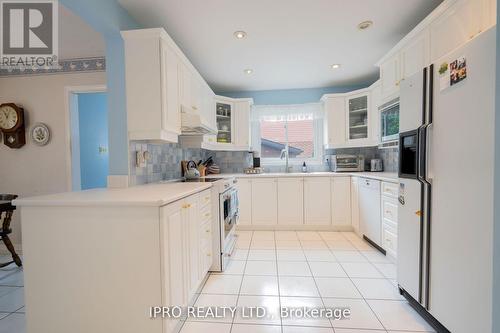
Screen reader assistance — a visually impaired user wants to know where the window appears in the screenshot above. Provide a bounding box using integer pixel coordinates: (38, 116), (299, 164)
(251, 103), (323, 164)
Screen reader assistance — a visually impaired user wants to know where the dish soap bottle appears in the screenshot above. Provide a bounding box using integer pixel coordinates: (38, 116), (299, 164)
(302, 162), (307, 173)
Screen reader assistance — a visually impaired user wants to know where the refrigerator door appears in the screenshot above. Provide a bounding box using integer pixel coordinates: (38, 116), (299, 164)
(428, 29), (495, 333)
(397, 178), (422, 303)
(399, 70), (425, 133)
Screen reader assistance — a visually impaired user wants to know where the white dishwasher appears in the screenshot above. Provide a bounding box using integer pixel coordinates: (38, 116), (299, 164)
(359, 178), (382, 247)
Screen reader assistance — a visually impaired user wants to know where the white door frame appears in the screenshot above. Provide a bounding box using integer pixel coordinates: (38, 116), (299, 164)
(64, 85), (107, 191)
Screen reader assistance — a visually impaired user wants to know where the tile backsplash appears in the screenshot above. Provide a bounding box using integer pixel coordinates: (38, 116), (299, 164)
(129, 141), (398, 186)
(129, 141), (252, 185)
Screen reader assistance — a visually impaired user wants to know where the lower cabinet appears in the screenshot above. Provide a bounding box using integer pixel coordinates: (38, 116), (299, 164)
(331, 177), (351, 226)
(160, 190), (212, 333)
(304, 177), (331, 225)
(381, 183), (399, 258)
(278, 178), (304, 225)
(251, 178), (278, 225)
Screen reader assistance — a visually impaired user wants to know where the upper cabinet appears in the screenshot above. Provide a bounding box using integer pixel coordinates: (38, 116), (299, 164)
(377, 0), (496, 103)
(322, 82), (380, 149)
(122, 28), (217, 143)
(184, 96), (252, 151)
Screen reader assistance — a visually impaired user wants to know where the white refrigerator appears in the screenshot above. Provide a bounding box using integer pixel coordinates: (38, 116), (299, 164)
(397, 27), (496, 333)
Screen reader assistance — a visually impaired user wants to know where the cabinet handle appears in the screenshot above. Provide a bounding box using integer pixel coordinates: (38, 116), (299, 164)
(204, 196), (210, 201)
(204, 213), (210, 218)
(205, 229), (210, 233)
(385, 210), (392, 215)
(183, 204), (192, 209)
(207, 253), (211, 257)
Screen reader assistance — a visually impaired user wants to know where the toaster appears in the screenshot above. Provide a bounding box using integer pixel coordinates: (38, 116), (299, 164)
(329, 155), (365, 172)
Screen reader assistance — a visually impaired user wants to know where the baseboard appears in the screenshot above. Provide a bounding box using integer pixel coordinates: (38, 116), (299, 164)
(363, 235), (386, 255)
(236, 225), (355, 231)
(0, 243), (22, 255)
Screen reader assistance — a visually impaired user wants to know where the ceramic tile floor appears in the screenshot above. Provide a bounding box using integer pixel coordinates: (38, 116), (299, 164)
(0, 255), (25, 333)
(0, 232), (435, 333)
(182, 231), (435, 333)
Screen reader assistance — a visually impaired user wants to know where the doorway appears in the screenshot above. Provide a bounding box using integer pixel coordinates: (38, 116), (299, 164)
(68, 87), (109, 190)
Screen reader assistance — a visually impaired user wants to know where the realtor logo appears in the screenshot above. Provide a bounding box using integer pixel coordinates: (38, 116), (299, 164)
(1, 0), (58, 68)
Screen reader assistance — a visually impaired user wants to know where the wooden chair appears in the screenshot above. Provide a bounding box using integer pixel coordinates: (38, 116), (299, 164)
(0, 194), (22, 267)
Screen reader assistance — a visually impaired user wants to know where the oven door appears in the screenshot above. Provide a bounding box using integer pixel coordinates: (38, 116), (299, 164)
(220, 188), (238, 270)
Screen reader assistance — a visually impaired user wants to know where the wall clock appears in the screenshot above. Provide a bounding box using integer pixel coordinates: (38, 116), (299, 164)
(0, 103), (26, 149)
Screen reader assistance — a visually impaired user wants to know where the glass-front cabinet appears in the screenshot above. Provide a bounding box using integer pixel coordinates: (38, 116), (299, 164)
(347, 94), (369, 141)
(216, 102), (233, 143)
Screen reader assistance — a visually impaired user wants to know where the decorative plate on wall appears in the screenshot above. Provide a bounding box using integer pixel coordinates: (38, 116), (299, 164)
(30, 123), (51, 146)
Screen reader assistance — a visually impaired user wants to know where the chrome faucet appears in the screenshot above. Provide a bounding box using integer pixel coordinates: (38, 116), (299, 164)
(280, 145), (290, 173)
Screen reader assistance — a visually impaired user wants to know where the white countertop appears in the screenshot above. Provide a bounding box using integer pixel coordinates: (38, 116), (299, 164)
(205, 172), (399, 183)
(13, 182), (212, 207)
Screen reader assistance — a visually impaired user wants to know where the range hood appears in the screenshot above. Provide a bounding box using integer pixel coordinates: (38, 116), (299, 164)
(180, 105), (215, 135)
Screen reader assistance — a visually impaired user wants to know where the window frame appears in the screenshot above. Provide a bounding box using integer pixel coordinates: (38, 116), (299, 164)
(251, 104), (324, 166)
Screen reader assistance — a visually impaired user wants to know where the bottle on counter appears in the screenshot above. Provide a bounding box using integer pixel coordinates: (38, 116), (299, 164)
(302, 162), (307, 173)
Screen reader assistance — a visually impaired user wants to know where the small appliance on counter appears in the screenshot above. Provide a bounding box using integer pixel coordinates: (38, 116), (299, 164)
(328, 154), (365, 172)
(244, 151), (263, 174)
(370, 159), (383, 172)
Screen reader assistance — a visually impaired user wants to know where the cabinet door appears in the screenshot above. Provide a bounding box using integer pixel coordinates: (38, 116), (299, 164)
(191, 77), (202, 114)
(160, 200), (187, 309)
(179, 62), (192, 109)
(304, 178), (331, 225)
(400, 29), (430, 80)
(185, 197), (200, 300)
(346, 93), (369, 142)
(323, 97), (346, 147)
(160, 39), (181, 134)
(251, 178), (278, 225)
(350, 177), (360, 233)
(370, 82), (382, 144)
(331, 177), (351, 227)
(380, 53), (400, 99)
(233, 101), (251, 148)
(278, 178), (304, 225)
(429, 0), (485, 62)
(237, 178), (252, 225)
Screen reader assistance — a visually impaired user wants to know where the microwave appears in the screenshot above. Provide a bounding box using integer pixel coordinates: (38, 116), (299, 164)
(380, 98), (400, 142)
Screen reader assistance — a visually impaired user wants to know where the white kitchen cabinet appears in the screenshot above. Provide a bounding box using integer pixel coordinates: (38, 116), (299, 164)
(234, 99), (252, 148)
(346, 92), (370, 143)
(331, 177), (351, 227)
(359, 178), (381, 246)
(251, 178), (278, 225)
(161, 200), (186, 332)
(123, 28), (218, 143)
(304, 177), (331, 225)
(380, 53), (401, 102)
(185, 197), (200, 299)
(381, 182), (399, 259)
(122, 29), (181, 142)
(278, 178), (304, 225)
(400, 29), (430, 80)
(369, 81), (382, 144)
(323, 96), (346, 148)
(237, 178), (252, 225)
(350, 177), (360, 234)
(429, 0), (487, 62)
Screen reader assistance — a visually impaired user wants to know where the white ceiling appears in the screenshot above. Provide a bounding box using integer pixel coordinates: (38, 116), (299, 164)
(118, 0), (442, 92)
(59, 5), (105, 59)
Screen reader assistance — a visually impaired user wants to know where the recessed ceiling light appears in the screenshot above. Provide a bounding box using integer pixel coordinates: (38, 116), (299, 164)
(234, 31), (247, 39)
(331, 64), (341, 69)
(244, 68), (253, 75)
(358, 20), (373, 30)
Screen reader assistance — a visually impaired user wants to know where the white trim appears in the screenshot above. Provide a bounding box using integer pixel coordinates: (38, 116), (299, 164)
(63, 85), (107, 192)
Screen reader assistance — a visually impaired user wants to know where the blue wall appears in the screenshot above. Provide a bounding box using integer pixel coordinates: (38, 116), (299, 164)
(217, 85), (371, 105)
(78, 93), (109, 190)
(60, 0), (140, 177)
